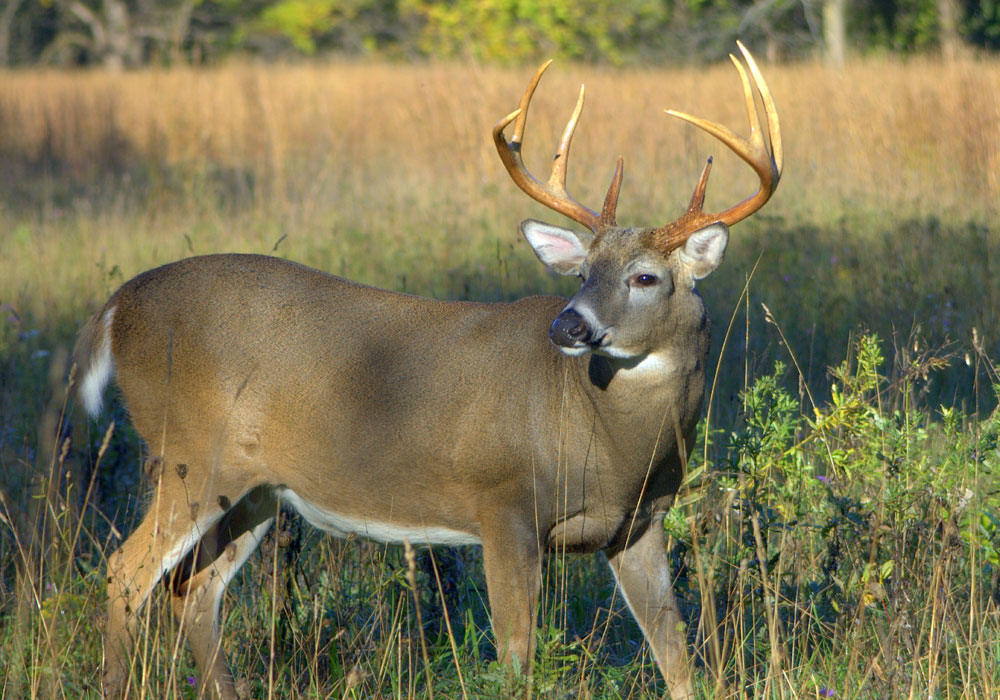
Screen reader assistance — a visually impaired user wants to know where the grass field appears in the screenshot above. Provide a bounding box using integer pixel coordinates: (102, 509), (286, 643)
(1, 55), (999, 698)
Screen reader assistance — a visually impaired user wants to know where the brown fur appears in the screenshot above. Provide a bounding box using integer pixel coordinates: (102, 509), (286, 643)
(76, 250), (704, 699)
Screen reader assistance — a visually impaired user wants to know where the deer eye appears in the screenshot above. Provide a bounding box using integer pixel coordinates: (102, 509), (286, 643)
(631, 273), (659, 288)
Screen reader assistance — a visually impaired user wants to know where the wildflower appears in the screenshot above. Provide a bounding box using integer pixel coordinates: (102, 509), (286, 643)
(1, 302), (16, 320)
(816, 475), (831, 484)
(186, 676), (196, 687)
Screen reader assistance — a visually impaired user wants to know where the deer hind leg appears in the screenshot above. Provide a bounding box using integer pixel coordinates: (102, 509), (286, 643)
(169, 485), (277, 700)
(605, 513), (693, 700)
(103, 459), (229, 699)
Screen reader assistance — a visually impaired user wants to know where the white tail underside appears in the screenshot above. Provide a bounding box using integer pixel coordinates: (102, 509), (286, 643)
(80, 306), (116, 417)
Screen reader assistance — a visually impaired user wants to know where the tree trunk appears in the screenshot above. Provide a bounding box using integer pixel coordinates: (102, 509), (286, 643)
(101, 0), (139, 69)
(61, 0), (139, 69)
(822, 0), (847, 67)
(170, 0), (197, 63)
(937, 0), (963, 61)
(0, 0), (25, 66)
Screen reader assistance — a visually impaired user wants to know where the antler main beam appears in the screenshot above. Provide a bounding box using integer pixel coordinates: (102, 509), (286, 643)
(493, 61), (622, 233)
(653, 40), (783, 252)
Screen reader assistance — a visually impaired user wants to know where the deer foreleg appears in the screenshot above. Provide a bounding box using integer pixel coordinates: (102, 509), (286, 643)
(606, 514), (693, 700)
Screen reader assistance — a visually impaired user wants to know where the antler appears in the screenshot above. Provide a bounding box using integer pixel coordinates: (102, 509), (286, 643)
(652, 40), (783, 253)
(493, 61), (623, 233)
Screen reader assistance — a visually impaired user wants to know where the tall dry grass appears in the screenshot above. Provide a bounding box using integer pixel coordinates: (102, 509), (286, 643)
(1, 57), (997, 217)
(1, 55), (999, 324)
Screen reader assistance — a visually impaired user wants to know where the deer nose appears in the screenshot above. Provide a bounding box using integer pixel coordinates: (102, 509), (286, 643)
(550, 308), (591, 347)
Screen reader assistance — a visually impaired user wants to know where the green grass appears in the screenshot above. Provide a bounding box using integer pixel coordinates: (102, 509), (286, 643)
(3, 329), (998, 698)
(1, 57), (1000, 698)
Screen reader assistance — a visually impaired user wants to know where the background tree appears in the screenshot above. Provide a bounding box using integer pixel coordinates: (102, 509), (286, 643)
(0, 0), (994, 66)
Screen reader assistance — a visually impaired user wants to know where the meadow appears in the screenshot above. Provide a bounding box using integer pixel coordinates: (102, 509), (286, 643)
(0, 54), (999, 698)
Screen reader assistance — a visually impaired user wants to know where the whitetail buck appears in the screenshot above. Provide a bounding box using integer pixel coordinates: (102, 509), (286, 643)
(75, 42), (780, 700)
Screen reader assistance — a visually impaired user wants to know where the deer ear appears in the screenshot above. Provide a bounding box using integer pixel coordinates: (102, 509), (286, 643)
(679, 222), (729, 281)
(521, 220), (593, 276)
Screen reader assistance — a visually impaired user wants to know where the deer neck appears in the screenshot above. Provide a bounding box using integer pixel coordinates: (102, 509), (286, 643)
(566, 323), (710, 441)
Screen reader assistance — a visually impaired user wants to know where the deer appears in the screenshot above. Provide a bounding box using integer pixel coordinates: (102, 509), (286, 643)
(73, 42), (781, 700)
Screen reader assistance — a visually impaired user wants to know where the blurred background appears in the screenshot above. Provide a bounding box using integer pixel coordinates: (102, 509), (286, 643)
(0, 0), (992, 67)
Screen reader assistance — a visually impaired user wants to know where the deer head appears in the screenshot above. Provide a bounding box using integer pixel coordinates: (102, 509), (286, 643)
(494, 41), (783, 361)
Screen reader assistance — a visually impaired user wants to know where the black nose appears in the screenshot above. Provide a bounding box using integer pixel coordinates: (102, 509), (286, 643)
(550, 308), (591, 347)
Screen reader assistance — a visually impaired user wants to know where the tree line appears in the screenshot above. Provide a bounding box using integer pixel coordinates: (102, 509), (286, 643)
(0, 0), (992, 68)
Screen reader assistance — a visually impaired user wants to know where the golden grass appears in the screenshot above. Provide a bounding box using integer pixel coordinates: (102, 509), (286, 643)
(2, 57), (998, 214)
(1, 55), (999, 324)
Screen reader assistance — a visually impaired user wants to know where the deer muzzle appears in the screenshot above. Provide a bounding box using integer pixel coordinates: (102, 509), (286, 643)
(549, 308), (592, 348)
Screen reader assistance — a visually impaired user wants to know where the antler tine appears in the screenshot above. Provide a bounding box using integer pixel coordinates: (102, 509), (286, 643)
(739, 40), (783, 175)
(654, 42), (782, 251)
(599, 157), (624, 229)
(509, 59), (552, 149)
(494, 62), (622, 232)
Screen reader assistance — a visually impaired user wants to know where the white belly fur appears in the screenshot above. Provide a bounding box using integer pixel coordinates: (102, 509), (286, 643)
(278, 488), (481, 546)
